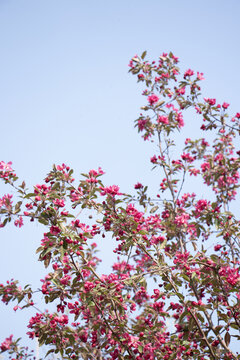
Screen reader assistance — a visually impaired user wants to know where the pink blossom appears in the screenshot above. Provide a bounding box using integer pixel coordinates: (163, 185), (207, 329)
(171, 54), (179, 63)
(189, 168), (200, 176)
(138, 74), (144, 80)
(185, 138), (191, 145)
(158, 115), (169, 125)
(181, 152), (195, 163)
(84, 281), (95, 292)
(147, 94), (159, 105)
(176, 112), (184, 128)
(174, 212), (189, 226)
(201, 162), (210, 172)
(134, 182), (143, 189)
(56, 163), (67, 171)
(204, 98), (216, 106)
(150, 155), (157, 163)
(219, 266), (240, 286)
(184, 69), (194, 78)
(100, 185), (121, 196)
(86, 177), (98, 184)
(137, 118), (148, 132)
(151, 236), (165, 245)
(53, 198), (65, 207)
(14, 216), (23, 228)
(176, 87), (185, 95)
(89, 167), (104, 177)
(0, 194), (13, 209)
(202, 139), (209, 146)
(197, 72), (205, 80)
(50, 225), (61, 235)
(128, 60), (134, 68)
(222, 102), (230, 109)
(195, 106), (202, 114)
(27, 331), (35, 339)
(194, 199), (209, 218)
(0, 161), (13, 172)
(0, 334), (13, 352)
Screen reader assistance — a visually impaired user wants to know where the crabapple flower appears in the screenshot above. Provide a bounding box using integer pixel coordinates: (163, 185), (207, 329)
(0, 161), (13, 173)
(158, 115), (169, 125)
(134, 182), (143, 189)
(0, 335), (13, 352)
(204, 98), (216, 106)
(184, 69), (194, 78)
(100, 185), (122, 196)
(147, 94), (159, 105)
(14, 216), (23, 228)
(222, 102), (230, 109)
(197, 72), (205, 80)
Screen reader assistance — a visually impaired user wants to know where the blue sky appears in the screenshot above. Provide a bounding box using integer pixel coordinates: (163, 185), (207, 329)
(0, 0), (240, 354)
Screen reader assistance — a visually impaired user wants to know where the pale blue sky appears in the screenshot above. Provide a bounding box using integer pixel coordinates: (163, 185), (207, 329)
(0, 0), (240, 353)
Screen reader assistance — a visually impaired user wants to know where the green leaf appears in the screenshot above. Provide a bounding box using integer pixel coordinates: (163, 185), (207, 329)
(179, 310), (189, 322)
(159, 239), (167, 249)
(191, 272), (197, 280)
(141, 51), (147, 60)
(181, 274), (190, 282)
(196, 312), (204, 323)
(38, 218), (49, 225)
(214, 325), (223, 334)
(176, 292), (184, 301)
(210, 254), (220, 263)
(225, 332), (231, 346)
(150, 205), (159, 214)
(24, 193), (36, 199)
(60, 246), (65, 260)
(36, 246), (43, 254)
(229, 323), (239, 330)
(15, 201), (22, 212)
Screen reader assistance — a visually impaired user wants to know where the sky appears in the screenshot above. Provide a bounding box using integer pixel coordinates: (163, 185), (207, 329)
(0, 0), (240, 355)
